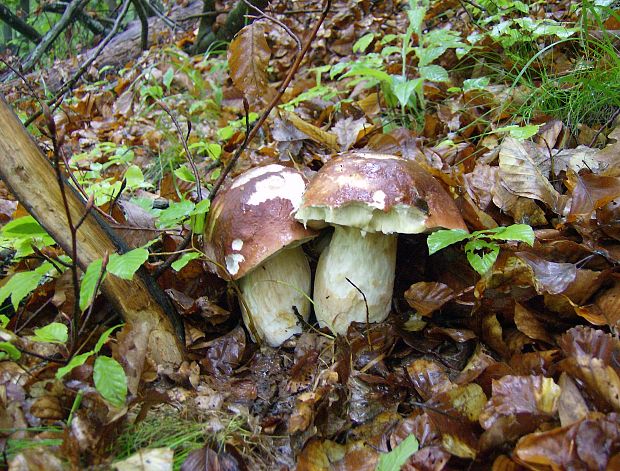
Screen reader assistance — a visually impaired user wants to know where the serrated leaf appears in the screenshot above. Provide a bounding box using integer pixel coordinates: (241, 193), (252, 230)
(94, 356), (127, 407)
(156, 200), (195, 228)
(376, 434), (419, 471)
(56, 351), (93, 379)
(419, 65), (449, 82)
(80, 259), (105, 312)
(0, 341), (21, 360)
(353, 33), (375, 53)
(465, 239), (500, 275)
(427, 229), (470, 255)
(485, 224), (535, 245)
(94, 324), (124, 354)
(174, 165), (196, 183)
(0, 270), (47, 311)
(31, 322), (68, 344)
(171, 252), (201, 272)
(228, 22), (272, 106)
(107, 248), (149, 280)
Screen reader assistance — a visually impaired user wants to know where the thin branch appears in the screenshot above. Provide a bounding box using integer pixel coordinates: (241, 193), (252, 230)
(242, 0), (301, 51)
(208, 0), (331, 200)
(0, 4), (42, 44)
(24, 0), (132, 128)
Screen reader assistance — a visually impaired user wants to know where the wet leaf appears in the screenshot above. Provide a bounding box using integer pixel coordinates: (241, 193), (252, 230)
(228, 22), (272, 107)
(404, 282), (454, 316)
(517, 252), (577, 295)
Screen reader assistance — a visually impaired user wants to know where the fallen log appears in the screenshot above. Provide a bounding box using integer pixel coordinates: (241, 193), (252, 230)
(0, 96), (185, 370)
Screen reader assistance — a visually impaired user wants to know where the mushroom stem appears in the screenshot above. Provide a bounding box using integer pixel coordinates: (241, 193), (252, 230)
(313, 225), (397, 334)
(239, 245), (311, 347)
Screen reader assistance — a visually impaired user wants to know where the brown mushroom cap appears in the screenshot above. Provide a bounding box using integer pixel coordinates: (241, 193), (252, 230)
(205, 164), (317, 280)
(295, 152), (467, 233)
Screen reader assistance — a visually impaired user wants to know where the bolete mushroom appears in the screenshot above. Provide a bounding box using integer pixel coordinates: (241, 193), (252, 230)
(294, 152), (467, 334)
(204, 164), (317, 346)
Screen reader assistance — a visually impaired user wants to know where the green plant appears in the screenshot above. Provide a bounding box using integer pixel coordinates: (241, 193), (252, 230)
(330, 0), (469, 126)
(375, 434), (419, 471)
(427, 224), (535, 275)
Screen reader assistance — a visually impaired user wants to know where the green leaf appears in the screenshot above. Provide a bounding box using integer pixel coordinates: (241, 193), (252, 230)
(0, 315), (9, 328)
(56, 351), (94, 379)
(94, 324), (124, 354)
(484, 224), (535, 245)
(163, 67), (174, 90)
(79, 259), (105, 312)
(31, 322), (68, 344)
(465, 239), (500, 275)
(353, 33), (375, 53)
(190, 199), (211, 232)
(156, 200), (195, 228)
(494, 124), (540, 140)
(376, 434), (419, 471)
(427, 229), (470, 255)
(419, 65), (449, 82)
(0, 270), (47, 311)
(171, 252), (201, 272)
(124, 165), (148, 190)
(1, 216), (47, 237)
(174, 165), (196, 183)
(463, 76), (490, 91)
(93, 356), (127, 407)
(0, 341), (21, 361)
(342, 67), (392, 84)
(391, 75), (422, 108)
(107, 248), (149, 280)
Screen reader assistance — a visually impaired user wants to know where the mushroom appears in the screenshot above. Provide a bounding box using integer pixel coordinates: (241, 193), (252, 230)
(204, 164), (317, 346)
(294, 152), (467, 334)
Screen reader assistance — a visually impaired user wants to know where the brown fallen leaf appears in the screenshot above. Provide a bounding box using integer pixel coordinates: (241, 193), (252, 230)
(404, 282), (455, 316)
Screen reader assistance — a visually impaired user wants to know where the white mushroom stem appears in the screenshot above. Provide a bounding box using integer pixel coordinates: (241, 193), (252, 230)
(313, 225), (397, 334)
(238, 245), (311, 347)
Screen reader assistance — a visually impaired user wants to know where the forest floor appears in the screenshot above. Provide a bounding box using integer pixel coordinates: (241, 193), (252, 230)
(1, 0), (620, 469)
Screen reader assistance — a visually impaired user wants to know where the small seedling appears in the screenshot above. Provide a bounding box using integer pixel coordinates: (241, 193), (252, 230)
(427, 224), (535, 275)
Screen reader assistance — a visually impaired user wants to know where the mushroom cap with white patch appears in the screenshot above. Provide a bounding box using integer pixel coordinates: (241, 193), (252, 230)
(204, 164), (317, 280)
(294, 152), (467, 234)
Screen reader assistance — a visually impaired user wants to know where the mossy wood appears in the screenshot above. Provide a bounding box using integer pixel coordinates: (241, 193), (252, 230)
(0, 96), (184, 367)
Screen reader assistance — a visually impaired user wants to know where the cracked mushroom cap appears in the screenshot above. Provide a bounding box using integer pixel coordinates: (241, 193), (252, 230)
(204, 164), (317, 280)
(294, 152), (467, 233)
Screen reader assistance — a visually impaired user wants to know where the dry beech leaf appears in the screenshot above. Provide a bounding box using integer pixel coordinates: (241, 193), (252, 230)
(280, 109), (339, 151)
(558, 372), (589, 427)
(479, 375), (561, 431)
(332, 116), (368, 151)
(513, 303), (554, 344)
(403, 446), (450, 471)
(406, 359), (453, 401)
(498, 136), (563, 212)
(515, 414), (620, 469)
(562, 356), (620, 412)
(566, 171), (620, 222)
(517, 252), (577, 295)
(228, 21), (273, 107)
(404, 282), (455, 316)
(432, 383), (487, 422)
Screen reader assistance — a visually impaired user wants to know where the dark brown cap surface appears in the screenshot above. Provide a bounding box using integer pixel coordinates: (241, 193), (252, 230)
(205, 164), (316, 280)
(295, 152), (467, 233)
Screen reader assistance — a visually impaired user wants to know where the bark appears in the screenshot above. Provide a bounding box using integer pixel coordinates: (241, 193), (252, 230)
(43, 2), (108, 36)
(0, 96), (185, 367)
(131, 0), (149, 50)
(192, 0), (269, 55)
(0, 4), (42, 44)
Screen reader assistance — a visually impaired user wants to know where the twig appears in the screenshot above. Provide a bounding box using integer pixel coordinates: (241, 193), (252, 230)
(346, 277), (371, 348)
(24, 0), (132, 128)
(156, 100), (203, 201)
(243, 0), (301, 51)
(208, 0), (331, 200)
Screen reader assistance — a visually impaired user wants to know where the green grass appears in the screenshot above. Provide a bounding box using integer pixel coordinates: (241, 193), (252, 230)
(0, 426), (64, 465)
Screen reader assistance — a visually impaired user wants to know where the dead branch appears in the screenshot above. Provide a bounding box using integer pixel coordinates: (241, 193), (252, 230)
(0, 4), (41, 44)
